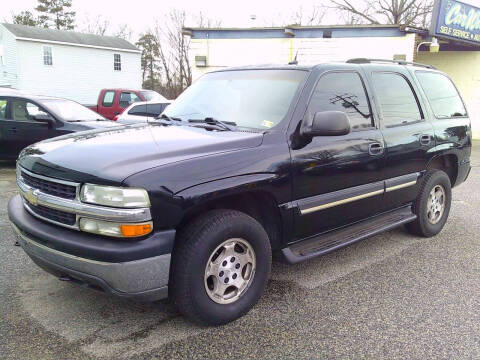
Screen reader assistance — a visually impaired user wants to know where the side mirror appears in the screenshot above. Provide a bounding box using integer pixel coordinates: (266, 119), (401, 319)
(303, 111), (350, 137)
(33, 114), (55, 128)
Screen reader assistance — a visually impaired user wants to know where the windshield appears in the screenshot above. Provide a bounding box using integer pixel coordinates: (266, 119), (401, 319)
(140, 91), (167, 102)
(164, 70), (307, 130)
(40, 99), (105, 121)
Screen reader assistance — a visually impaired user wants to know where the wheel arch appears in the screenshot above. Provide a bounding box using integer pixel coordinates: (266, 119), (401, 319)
(426, 153), (458, 187)
(175, 175), (287, 250)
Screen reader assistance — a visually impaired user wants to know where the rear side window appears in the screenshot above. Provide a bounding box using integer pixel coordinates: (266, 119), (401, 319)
(416, 72), (467, 118)
(102, 91), (115, 107)
(307, 72), (373, 131)
(128, 104), (162, 116)
(372, 73), (422, 127)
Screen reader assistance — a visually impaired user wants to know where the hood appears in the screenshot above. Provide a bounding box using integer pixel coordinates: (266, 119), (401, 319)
(19, 123), (264, 184)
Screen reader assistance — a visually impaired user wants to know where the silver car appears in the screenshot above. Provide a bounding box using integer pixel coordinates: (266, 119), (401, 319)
(116, 100), (172, 124)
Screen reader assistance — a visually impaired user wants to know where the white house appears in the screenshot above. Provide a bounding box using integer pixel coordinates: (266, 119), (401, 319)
(0, 23), (142, 104)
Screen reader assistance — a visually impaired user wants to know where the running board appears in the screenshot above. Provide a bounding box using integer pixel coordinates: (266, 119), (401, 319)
(281, 206), (416, 264)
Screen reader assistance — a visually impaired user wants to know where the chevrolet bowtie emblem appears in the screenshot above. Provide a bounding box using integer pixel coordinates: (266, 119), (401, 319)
(24, 189), (39, 206)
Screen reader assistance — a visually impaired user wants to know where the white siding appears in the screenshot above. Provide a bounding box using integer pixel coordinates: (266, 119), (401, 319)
(0, 24), (18, 88)
(15, 40), (141, 104)
(189, 34), (416, 80)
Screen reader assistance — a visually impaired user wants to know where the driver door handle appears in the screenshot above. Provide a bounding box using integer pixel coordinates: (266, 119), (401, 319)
(8, 127), (18, 133)
(368, 142), (384, 156)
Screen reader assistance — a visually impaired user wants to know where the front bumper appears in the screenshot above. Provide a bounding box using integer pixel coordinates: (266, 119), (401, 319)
(9, 195), (174, 301)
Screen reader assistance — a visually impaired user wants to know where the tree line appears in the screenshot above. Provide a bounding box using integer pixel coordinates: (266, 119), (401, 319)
(11, 0), (434, 99)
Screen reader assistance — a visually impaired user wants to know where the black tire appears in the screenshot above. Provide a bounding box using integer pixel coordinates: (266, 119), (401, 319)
(406, 170), (452, 237)
(170, 209), (271, 326)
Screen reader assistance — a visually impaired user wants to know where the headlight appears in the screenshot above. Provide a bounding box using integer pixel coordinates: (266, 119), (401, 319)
(80, 184), (150, 208)
(79, 218), (153, 237)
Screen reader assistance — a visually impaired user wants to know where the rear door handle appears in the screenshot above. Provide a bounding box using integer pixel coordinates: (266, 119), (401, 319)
(420, 134), (431, 145)
(368, 142), (384, 156)
(8, 127), (18, 133)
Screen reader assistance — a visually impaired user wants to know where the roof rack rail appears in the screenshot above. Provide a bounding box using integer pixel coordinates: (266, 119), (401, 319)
(346, 58), (436, 70)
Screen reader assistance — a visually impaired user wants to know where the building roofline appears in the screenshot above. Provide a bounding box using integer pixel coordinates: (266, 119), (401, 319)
(15, 36), (142, 53)
(183, 24), (409, 40)
(184, 24), (403, 31)
(1, 23), (140, 52)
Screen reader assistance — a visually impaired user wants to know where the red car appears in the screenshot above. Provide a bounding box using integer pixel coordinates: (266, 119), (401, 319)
(88, 89), (167, 120)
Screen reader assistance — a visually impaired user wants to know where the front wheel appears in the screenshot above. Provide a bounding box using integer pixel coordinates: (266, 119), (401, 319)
(406, 170), (452, 237)
(170, 210), (271, 325)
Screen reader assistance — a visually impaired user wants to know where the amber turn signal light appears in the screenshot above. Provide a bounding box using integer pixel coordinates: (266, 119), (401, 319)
(120, 223), (153, 237)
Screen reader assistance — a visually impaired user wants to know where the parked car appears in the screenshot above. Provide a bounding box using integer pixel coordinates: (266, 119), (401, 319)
(8, 60), (471, 326)
(0, 91), (119, 160)
(87, 89), (167, 120)
(115, 100), (172, 124)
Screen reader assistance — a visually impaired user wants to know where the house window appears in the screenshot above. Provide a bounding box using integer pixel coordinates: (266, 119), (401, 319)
(114, 54), (121, 71)
(43, 46), (53, 66)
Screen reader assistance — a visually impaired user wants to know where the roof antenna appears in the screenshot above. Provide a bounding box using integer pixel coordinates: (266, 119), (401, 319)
(288, 50), (298, 65)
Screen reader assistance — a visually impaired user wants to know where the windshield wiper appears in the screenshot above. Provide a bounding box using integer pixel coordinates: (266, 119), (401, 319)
(188, 117), (236, 131)
(155, 114), (182, 122)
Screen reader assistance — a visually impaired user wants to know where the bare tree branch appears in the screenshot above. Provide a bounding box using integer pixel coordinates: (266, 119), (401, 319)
(330, 0), (380, 24)
(330, 0), (433, 26)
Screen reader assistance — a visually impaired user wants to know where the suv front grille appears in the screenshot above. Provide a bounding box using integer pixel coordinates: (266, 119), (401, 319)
(21, 171), (77, 200)
(26, 203), (76, 226)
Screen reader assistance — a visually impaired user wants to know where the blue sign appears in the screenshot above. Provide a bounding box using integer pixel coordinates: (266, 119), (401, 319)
(430, 0), (480, 46)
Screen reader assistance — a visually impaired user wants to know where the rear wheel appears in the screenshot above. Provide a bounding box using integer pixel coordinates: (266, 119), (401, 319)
(170, 209), (271, 325)
(406, 170), (452, 237)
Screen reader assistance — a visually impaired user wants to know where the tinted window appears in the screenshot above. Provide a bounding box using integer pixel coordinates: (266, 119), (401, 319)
(416, 72), (467, 118)
(128, 104), (162, 116)
(372, 73), (422, 127)
(0, 99), (7, 119)
(102, 91), (115, 107)
(119, 92), (141, 108)
(307, 72), (373, 130)
(11, 100), (48, 121)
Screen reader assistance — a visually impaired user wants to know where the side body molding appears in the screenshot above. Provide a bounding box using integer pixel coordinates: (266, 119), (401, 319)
(297, 172), (421, 216)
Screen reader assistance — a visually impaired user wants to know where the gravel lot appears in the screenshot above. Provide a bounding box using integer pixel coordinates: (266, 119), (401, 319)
(1, 143), (479, 360)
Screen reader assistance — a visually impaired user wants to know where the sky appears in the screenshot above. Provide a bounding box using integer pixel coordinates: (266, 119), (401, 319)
(2, 0), (478, 40)
(1, 0), (342, 36)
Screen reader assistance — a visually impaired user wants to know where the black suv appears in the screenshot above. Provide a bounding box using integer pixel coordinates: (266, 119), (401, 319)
(8, 60), (471, 325)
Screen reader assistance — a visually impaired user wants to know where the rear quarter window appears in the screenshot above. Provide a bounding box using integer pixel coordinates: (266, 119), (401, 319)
(415, 72), (467, 118)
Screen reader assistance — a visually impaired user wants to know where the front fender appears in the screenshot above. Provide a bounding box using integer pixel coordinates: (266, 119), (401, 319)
(175, 173), (283, 202)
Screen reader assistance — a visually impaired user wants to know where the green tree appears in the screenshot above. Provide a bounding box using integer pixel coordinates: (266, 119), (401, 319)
(35, 0), (76, 30)
(136, 33), (161, 91)
(12, 11), (39, 27)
